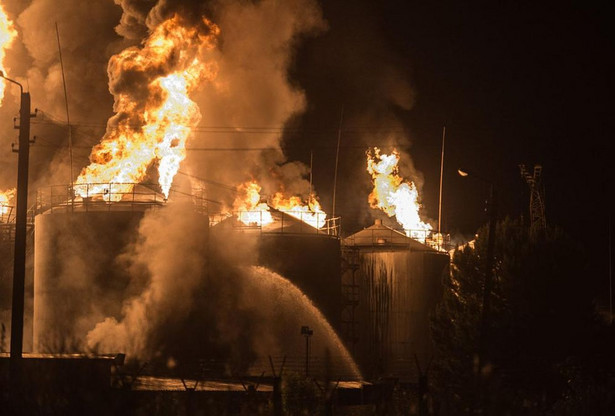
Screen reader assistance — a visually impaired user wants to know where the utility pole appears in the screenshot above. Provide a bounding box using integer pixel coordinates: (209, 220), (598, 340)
(1, 72), (33, 365)
(331, 106), (344, 219)
(438, 126), (445, 235)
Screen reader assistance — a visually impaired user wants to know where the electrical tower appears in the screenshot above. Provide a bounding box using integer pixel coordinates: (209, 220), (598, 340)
(519, 164), (546, 232)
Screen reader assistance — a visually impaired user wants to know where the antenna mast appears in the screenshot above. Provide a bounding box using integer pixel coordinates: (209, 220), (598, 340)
(56, 22), (73, 187)
(332, 106), (344, 218)
(438, 126), (445, 234)
(519, 164), (546, 233)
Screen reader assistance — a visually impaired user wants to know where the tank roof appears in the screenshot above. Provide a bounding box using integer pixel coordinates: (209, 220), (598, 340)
(343, 219), (436, 252)
(211, 206), (338, 237)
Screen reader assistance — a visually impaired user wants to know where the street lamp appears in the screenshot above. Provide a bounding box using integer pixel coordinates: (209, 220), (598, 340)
(301, 325), (313, 377)
(0, 71), (32, 363)
(457, 168), (497, 375)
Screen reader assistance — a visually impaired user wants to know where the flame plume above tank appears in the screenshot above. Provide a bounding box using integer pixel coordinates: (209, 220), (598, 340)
(0, 2), (17, 105)
(74, 14), (219, 201)
(367, 147), (432, 242)
(231, 180), (327, 229)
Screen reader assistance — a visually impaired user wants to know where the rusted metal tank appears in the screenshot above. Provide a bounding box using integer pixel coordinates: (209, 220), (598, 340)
(342, 219), (449, 380)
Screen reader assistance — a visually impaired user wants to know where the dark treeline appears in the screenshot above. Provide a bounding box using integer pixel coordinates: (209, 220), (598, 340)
(431, 217), (615, 415)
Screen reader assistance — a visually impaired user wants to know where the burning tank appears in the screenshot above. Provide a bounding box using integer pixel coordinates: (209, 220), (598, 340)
(208, 208), (361, 378)
(211, 207), (342, 331)
(341, 219), (449, 380)
(32, 184), (202, 353)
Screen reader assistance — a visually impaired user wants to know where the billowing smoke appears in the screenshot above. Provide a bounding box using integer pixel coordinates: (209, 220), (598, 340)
(86, 202), (210, 360)
(83, 203), (359, 378)
(185, 0), (326, 205)
(1, 0), (122, 189)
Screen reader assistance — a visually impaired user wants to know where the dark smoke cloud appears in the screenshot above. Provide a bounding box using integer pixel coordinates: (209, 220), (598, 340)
(184, 0), (326, 206)
(1, 0), (122, 190)
(115, 0), (213, 38)
(284, 0), (429, 231)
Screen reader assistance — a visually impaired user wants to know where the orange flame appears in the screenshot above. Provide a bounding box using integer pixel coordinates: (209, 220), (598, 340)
(232, 181), (273, 226)
(0, 187), (15, 217)
(367, 147), (432, 242)
(232, 180), (328, 229)
(270, 192), (327, 229)
(74, 15), (219, 201)
(0, 3), (17, 104)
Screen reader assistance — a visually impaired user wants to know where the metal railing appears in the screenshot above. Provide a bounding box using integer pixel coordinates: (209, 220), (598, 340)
(344, 227), (453, 252)
(35, 183), (210, 216)
(210, 210), (341, 237)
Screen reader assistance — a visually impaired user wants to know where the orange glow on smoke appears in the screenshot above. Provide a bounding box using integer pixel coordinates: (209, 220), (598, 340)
(74, 15), (219, 201)
(0, 3), (17, 104)
(232, 180), (327, 229)
(367, 147), (432, 242)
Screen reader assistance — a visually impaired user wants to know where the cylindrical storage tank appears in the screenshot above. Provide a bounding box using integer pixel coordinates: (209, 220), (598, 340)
(209, 210), (356, 378)
(212, 209), (342, 331)
(342, 221), (449, 380)
(259, 231), (341, 332)
(33, 203), (150, 353)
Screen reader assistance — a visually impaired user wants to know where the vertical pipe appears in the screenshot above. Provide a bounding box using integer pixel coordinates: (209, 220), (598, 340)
(11, 92), (31, 360)
(309, 150), (313, 195)
(438, 126), (446, 235)
(55, 23), (73, 188)
(609, 212), (613, 325)
(332, 107), (344, 218)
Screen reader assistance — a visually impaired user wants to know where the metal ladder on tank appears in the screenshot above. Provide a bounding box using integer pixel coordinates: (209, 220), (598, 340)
(341, 246), (360, 355)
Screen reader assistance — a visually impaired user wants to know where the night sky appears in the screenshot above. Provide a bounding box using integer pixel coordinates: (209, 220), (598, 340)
(283, 0), (611, 297)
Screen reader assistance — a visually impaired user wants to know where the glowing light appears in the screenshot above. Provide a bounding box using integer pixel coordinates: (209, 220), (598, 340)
(270, 192), (327, 229)
(366, 147), (432, 242)
(74, 15), (219, 201)
(232, 180), (328, 229)
(232, 181), (273, 226)
(0, 187), (15, 217)
(0, 3), (17, 104)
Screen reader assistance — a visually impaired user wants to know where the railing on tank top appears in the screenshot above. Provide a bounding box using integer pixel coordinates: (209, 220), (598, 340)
(209, 210), (341, 237)
(34, 183), (210, 216)
(344, 227), (452, 252)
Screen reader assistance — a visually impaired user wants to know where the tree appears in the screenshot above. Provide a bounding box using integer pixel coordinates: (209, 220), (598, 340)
(431, 217), (603, 414)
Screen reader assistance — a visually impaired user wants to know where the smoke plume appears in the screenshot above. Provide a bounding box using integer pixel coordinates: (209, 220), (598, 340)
(86, 202), (209, 360)
(185, 0), (326, 205)
(84, 202), (360, 378)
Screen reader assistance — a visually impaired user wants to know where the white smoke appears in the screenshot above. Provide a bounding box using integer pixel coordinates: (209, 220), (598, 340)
(86, 202), (209, 360)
